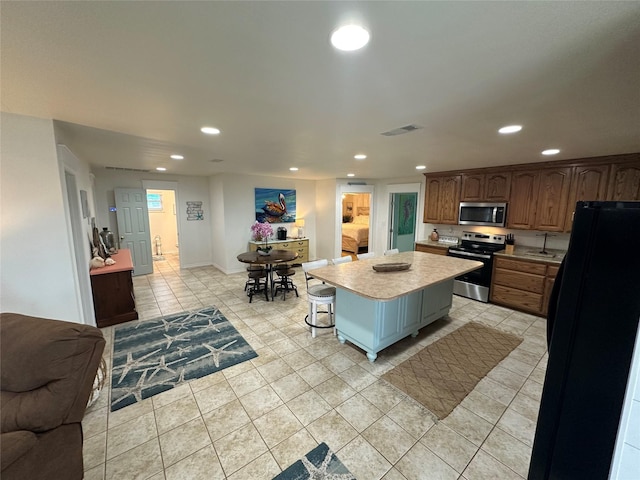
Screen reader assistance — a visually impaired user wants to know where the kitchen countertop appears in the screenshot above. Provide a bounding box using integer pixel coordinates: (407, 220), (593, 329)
(415, 238), (459, 248)
(308, 251), (482, 301)
(494, 246), (566, 265)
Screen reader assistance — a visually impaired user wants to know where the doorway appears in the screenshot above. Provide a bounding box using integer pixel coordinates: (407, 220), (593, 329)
(336, 184), (375, 259)
(387, 183), (422, 252)
(147, 189), (179, 267)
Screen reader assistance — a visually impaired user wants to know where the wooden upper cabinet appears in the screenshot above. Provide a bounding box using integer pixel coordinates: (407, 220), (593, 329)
(423, 175), (461, 224)
(534, 167), (572, 232)
(461, 174), (484, 201)
(423, 177), (442, 223)
(607, 162), (640, 201)
(461, 172), (511, 202)
(485, 172), (511, 201)
(564, 164), (610, 231)
(507, 171), (539, 229)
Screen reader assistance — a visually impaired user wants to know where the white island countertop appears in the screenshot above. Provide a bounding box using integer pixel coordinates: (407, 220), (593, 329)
(309, 251), (482, 301)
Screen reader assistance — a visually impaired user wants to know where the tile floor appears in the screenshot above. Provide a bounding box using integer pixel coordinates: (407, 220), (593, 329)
(83, 253), (548, 480)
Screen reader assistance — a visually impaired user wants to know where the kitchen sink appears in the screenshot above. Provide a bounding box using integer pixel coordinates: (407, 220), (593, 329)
(522, 250), (556, 258)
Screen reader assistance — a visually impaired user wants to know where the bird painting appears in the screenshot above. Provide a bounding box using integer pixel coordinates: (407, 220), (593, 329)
(255, 189), (296, 223)
(262, 192), (287, 221)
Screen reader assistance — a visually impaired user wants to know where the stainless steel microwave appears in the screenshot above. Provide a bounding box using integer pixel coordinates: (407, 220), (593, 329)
(458, 202), (507, 227)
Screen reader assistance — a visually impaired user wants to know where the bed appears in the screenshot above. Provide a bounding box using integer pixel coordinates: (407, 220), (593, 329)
(342, 213), (369, 253)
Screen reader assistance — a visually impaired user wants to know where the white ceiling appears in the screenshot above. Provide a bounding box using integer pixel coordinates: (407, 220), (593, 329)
(2, 1), (639, 180)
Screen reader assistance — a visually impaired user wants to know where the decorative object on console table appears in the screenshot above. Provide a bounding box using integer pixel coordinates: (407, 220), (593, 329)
(295, 217), (305, 238)
(250, 221), (273, 254)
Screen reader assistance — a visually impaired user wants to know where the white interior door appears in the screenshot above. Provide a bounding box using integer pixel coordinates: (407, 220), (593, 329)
(115, 187), (153, 276)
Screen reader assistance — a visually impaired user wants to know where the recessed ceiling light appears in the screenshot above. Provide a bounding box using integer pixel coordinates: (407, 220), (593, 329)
(156, 167), (167, 172)
(354, 154), (367, 160)
(542, 149), (560, 155)
(331, 25), (370, 51)
(347, 173), (355, 177)
(498, 125), (523, 134)
(289, 167), (299, 171)
(200, 126), (221, 135)
(416, 165), (426, 170)
(170, 154), (184, 160)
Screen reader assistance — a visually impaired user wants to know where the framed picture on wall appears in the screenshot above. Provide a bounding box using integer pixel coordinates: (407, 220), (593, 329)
(255, 188), (296, 223)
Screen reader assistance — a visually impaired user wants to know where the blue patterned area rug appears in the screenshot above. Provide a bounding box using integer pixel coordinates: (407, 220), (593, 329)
(273, 442), (355, 480)
(110, 306), (257, 412)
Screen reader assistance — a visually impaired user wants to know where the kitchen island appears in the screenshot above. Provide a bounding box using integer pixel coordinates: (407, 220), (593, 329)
(309, 251), (482, 361)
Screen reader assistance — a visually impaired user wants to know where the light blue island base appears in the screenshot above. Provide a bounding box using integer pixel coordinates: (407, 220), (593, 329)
(335, 279), (454, 362)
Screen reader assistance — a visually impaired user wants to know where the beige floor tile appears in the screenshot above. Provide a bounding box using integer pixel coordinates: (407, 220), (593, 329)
(486, 365), (527, 391)
(297, 362), (335, 387)
(249, 346), (280, 367)
(286, 389), (332, 426)
(83, 405), (108, 439)
(442, 406), (493, 447)
(227, 368), (268, 397)
(337, 364), (378, 391)
(338, 435), (392, 480)
(155, 395), (202, 435)
(253, 405), (304, 448)
(107, 411), (158, 460)
(221, 360), (255, 380)
(270, 372), (311, 402)
(314, 375), (358, 408)
(84, 431), (107, 471)
(335, 393), (384, 432)
(462, 450), (523, 480)
(482, 427), (532, 478)
(269, 338), (302, 356)
(227, 451), (281, 480)
(270, 429), (319, 470)
(360, 380), (405, 413)
(474, 376), (518, 406)
(420, 423), (478, 473)
(151, 383), (193, 410)
(188, 370), (226, 393)
(496, 409), (537, 447)
(213, 423), (268, 476)
(499, 356), (536, 378)
(193, 379), (238, 414)
(381, 467), (408, 480)
(159, 416), (212, 467)
(84, 463), (105, 480)
(164, 445), (224, 480)
(320, 351), (356, 374)
(386, 398), (436, 440)
(519, 378), (544, 402)
(256, 357), (295, 383)
(460, 390), (508, 424)
(306, 411), (358, 452)
(108, 398), (154, 429)
(282, 348), (317, 370)
(362, 416), (416, 464)
(239, 385), (283, 420)
(509, 392), (541, 422)
(202, 399), (252, 442)
(105, 438), (164, 480)
(395, 442), (458, 480)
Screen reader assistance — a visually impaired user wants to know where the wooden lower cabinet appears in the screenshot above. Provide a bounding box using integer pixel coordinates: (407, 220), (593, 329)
(90, 249), (137, 328)
(415, 244), (448, 256)
(490, 256), (558, 317)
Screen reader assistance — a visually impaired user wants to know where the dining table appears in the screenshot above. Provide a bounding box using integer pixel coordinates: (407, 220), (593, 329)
(237, 249), (299, 300)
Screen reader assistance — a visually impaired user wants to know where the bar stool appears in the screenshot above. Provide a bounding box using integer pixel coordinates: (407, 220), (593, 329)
(302, 259), (336, 338)
(246, 267), (269, 303)
(332, 255), (352, 265)
(272, 263), (298, 300)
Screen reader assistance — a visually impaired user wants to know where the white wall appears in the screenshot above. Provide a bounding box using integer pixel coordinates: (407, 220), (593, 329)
(210, 173), (318, 274)
(317, 179), (338, 261)
(93, 170), (213, 268)
(0, 112), (87, 322)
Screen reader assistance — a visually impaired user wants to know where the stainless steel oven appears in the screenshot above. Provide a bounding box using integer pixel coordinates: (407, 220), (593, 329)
(447, 231), (505, 302)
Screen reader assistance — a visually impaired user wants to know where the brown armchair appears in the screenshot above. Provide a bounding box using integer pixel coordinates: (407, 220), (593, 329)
(0, 313), (106, 480)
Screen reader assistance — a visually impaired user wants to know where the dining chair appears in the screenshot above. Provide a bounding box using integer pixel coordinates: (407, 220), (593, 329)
(384, 248), (400, 255)
(332, 255), (352, 265)
(301, 259), (336, 338)
(356, 252), (375, 260)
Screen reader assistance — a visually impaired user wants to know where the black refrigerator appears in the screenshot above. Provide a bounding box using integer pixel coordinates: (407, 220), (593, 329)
(528, 201), (640, 480)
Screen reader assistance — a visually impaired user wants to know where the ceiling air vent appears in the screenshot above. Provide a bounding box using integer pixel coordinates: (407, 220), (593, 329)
(105, 166), (151, 173)
(380, 124), (423, 136)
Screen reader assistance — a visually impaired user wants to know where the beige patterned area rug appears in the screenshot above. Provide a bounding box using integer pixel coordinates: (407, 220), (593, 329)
(382, 321), (522, 419)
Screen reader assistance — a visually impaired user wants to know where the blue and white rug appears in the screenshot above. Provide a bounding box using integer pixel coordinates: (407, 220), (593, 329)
(110, 306), (257, 412)
(273, 442), (355, 480)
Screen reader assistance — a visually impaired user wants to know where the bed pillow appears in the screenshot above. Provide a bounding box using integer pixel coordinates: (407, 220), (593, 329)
(353, 215), (369, 225)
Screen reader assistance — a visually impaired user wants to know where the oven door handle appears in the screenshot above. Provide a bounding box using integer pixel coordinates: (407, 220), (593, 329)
(449, 250), (491, 260)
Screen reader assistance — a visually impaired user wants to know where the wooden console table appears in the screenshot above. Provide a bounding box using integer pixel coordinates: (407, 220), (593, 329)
(90, 249), (138, 328)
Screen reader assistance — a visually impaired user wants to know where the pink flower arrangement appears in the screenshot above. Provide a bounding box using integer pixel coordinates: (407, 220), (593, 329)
(250, 221), (273, 242)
